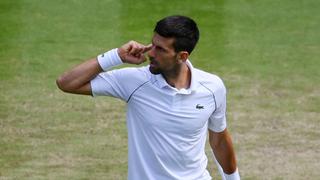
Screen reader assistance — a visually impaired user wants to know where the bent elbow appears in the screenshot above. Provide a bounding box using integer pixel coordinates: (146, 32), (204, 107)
(56, 76), (70, 93)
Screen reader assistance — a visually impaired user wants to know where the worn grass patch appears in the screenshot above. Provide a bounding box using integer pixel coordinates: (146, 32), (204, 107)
(1, 0), (319, 179)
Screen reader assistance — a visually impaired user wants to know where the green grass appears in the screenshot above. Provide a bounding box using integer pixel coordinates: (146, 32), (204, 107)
(1, 0), (319, 179)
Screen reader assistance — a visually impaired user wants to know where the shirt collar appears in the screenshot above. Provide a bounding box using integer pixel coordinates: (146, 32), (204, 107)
(153, 60), (199, 94)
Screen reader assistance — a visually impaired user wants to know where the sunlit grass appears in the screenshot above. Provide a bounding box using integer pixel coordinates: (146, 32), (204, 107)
(1, 0), (319, 179)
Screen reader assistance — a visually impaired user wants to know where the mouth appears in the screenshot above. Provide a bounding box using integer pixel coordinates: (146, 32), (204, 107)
(150, 61), (156, 67)
(148, 58), (160, 74)
(149, 58), (157, 67)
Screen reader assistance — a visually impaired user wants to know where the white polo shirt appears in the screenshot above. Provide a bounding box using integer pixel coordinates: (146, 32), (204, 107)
(91, 49), (227, 180)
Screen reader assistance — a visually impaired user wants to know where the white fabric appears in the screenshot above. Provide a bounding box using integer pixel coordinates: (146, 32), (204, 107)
(91, 50), (227, 180)
(97, 48), (123, 71)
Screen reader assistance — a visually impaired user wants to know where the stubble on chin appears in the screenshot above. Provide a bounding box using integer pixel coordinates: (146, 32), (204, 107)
(149, 66), (161, 75)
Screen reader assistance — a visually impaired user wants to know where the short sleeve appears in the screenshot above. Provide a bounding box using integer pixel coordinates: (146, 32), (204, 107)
(208, 80), (227, 132)
(90, 70), (125, 100)
(90, 67), (149, 101)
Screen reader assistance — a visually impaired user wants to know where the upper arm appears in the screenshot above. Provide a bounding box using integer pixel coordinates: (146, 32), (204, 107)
(71, 83), (92, 95)
(56, 78), (93, 96)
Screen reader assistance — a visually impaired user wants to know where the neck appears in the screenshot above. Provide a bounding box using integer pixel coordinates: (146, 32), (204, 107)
(162, 63), (191, 90)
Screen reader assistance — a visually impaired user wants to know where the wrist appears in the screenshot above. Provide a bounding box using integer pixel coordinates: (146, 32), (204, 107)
(97, 48), (123, 71)
(224, 168), (240, 180)
(117, 47), (127, 63)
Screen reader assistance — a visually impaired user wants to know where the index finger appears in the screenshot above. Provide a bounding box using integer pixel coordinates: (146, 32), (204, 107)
(142, 44), (152, 53)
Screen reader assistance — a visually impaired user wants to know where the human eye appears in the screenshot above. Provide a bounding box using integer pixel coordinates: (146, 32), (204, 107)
(155, 46), (165, 52)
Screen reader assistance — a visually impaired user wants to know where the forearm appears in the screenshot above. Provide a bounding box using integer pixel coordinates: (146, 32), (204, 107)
(56, 58), (102, 93)
(212, 137), (237, 173)
(209, 129), (239, 177)
(56, 41), (151, 95)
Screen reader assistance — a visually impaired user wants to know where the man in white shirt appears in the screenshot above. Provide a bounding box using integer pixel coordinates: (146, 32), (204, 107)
(57, 15), (240, 180)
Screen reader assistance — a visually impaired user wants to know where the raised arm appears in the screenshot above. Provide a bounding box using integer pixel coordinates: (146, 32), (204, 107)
(209, 129), (240, 179)
(56, 58), (102, 95)
(56, 41), (152, 95)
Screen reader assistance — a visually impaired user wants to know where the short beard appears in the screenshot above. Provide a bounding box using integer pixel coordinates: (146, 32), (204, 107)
(149, 66), (161, 75)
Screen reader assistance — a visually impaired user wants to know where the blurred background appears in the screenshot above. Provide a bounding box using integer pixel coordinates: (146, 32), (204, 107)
(1, 0), (319, 179)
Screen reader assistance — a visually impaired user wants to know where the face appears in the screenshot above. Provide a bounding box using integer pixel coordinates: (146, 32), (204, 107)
(148, 33), (180, 75)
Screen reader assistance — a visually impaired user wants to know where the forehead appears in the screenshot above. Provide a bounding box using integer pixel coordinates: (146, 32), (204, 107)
(152, 33), (175, 50)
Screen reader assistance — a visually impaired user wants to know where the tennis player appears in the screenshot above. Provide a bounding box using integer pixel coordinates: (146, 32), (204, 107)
(57, 15), (240, 180)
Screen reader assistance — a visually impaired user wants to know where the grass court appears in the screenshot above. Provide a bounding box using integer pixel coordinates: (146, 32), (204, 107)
(1, 0), (319, 179)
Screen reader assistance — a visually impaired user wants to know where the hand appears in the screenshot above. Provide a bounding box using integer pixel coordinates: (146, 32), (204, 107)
(118, 41), (152, 65)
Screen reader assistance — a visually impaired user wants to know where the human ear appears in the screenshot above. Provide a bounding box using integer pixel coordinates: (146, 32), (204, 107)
(177, 51), (189, 62)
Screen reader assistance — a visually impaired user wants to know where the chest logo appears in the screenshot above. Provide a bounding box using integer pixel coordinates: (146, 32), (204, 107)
(196, 104), (204, 109)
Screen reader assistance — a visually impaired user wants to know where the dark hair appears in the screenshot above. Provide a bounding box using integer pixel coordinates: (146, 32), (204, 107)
(154, 15), (200, 54)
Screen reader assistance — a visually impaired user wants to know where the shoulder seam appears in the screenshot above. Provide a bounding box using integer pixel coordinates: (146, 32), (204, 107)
(199, 82), (217, 114)
(126, 80), (150, 103)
